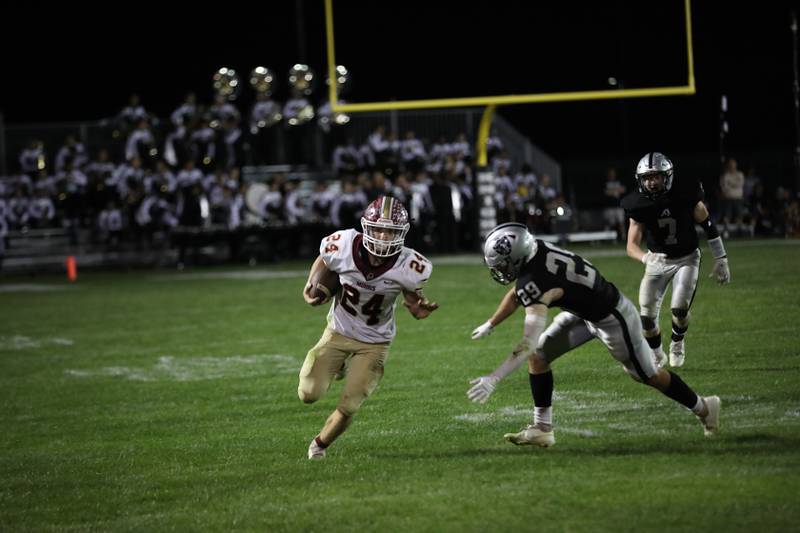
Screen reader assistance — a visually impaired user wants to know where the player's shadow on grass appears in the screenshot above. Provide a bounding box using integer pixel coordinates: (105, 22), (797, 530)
(563, 434), (800, 457)
(374, 432), (800, 460)
(688, 366), (800, 374)
(375, 447), (550, 460)
(723, 432), (800, 449)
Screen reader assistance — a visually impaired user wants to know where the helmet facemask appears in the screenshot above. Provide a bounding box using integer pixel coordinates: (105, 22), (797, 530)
(635, 152), (674, 199)
(361, 220), (409, 256)
(361, 196), (410, 257)
(637, 171), (670, 198)
(486, 255), (522, 285)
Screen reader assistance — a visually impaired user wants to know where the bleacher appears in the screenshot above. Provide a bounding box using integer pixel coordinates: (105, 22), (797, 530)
(1, 227), (178, 274)
(1, 105), (627, 275)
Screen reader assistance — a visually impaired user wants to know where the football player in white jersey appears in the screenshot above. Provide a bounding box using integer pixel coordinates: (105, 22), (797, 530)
(298, 196), (438, 459)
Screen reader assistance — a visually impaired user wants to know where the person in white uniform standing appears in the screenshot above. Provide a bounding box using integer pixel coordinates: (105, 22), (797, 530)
(299, 195), (439, 459)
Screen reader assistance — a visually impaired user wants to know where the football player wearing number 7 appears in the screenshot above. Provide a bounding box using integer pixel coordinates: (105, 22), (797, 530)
(299, 196), (438, 459)
(468, 223), (719, 447)
(622, 152), (730, 368)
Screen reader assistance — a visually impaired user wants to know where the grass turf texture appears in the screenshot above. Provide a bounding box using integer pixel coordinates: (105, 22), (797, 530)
(1, 240), (798, 531)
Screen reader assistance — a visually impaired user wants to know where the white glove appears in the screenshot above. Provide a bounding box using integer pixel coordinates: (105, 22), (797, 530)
(710, 257), (730, 285)
(642, 251), (668, 274)
(471, 320), (494, 340)
(467, 376), (499, 404)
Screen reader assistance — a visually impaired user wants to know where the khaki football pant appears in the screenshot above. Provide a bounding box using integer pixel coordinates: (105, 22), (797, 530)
(298, 328), (389, 416)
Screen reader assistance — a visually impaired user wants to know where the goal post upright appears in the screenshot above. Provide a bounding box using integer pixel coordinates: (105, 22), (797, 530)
(323, 0), (696, 244)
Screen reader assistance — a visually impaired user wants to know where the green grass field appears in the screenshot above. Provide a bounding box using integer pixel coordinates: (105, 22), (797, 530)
(2, 240), (799, 532)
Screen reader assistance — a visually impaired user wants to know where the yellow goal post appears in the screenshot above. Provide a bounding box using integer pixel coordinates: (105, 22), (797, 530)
(323, 0), (696, 239)
(324, 0), (695, 165)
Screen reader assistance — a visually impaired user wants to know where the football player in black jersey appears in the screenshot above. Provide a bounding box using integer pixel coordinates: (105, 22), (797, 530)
(622, 152), (730, 368)
(467, 222), (720, 447)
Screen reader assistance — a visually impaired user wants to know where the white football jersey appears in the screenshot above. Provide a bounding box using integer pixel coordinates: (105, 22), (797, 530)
(320, 229), (432, 344)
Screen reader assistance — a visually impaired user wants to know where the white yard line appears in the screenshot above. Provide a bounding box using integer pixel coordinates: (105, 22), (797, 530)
(65, 353), (301, 382)
(150, 270), (306, 281)
(0, 283), (74, 292)
(0, 335), (74, 350)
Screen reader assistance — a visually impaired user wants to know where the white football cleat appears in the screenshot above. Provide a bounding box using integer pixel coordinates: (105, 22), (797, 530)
(669, 339), (685, 367)
(308, 438), (326, 460)
(698, 396), (721, 436)
(653, 347), (668, 368)
(504, 424), (555, 447)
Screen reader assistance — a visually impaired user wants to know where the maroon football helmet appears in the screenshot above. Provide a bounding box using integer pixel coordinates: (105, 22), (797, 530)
(361, 196), (410, 257)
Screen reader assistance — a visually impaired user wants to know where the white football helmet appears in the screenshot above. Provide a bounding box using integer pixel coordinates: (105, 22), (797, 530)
(483, 222), (537, 284)
(361, 196), (410, 257)
(635, 152), (674, 198)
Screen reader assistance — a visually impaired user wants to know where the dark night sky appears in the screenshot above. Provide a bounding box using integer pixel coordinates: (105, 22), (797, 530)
(1, 1), (798, 181)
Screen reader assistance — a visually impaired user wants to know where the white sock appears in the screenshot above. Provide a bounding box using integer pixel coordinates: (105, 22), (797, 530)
(534, 407), (552, 429)
(690, 396), (706, 415)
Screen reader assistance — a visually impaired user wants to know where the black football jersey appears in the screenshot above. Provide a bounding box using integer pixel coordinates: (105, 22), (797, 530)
(621, 177), (704, 257)
(515, 240), (620, 322)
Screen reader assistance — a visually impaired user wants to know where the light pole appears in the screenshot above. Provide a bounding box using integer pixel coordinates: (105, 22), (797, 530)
(720, 94), (729, 166)
(791, 10), (800, 191)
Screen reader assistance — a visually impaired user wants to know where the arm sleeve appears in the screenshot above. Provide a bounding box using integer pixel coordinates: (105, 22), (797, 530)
(699, 216), (720, 240)
(489, 312), (547, 381)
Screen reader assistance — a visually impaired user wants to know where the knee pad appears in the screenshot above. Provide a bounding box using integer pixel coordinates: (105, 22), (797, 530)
(640, 315), (657, 332)
(671, 307), (689, 320)
(298, 388), (318, 404)
(297, 378), (324, 404)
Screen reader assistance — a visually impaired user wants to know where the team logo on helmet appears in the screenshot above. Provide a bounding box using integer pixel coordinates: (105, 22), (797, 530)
(493, 235), (513, 256)
(483, 223), (537, 285)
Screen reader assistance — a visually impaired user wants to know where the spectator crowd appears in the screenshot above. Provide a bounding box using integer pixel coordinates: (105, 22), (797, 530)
(2, 86), (797, 269)
(0, 88), (569, 265)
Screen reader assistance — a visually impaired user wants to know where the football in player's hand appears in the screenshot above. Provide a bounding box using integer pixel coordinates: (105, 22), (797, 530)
(310, 265), (340, 303)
